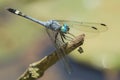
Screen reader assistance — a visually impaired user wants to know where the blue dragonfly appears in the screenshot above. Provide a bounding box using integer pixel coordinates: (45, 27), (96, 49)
(7, 8), (107, 74)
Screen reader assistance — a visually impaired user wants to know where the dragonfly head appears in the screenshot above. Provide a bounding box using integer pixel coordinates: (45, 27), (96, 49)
(60, 24), (70, 33)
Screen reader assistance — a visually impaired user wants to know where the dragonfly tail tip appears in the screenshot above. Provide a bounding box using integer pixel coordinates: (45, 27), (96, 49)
(7, 8), (16, 13)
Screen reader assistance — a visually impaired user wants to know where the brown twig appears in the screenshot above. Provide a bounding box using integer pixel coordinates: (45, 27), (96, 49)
(17, 34), (85, 80)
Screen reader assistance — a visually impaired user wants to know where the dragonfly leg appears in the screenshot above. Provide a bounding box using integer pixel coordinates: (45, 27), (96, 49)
(60, 33), (65, 43)
(64, 34), (74, 41)
(68, 32), (76, 38)
(55, 32), (58, 43)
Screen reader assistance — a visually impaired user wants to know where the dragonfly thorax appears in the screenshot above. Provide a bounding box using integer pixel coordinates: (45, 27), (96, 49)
(60, 24), (70, 33)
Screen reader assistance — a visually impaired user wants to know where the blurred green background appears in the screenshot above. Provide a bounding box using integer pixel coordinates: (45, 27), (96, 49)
(0, 0), (120, 80)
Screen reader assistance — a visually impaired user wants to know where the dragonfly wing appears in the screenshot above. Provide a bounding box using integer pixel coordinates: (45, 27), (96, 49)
(56, 20), (107, 38)
(56, 20), (108, 32)
(46, 29), (71, 74)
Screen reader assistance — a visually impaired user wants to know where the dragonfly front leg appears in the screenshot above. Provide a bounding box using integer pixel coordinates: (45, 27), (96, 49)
(59, 33), (68, 48)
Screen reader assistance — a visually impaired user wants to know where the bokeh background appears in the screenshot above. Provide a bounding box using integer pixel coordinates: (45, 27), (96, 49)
(0, 0), (120, 80)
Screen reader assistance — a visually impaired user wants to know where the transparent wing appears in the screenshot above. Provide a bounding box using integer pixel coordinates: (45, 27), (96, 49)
(46, 29), (71, 74)
(56, 20), (108, 32)
(56, 20), (108, 38)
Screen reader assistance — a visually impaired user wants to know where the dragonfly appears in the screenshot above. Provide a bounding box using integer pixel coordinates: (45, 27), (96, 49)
(7, 8), (107, 74)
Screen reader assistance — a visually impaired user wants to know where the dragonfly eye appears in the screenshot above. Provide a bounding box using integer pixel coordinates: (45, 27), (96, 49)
(61, 24), (69, 33)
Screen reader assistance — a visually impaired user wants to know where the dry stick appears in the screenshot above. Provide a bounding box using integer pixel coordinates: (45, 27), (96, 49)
(18, 34), (85, 80)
